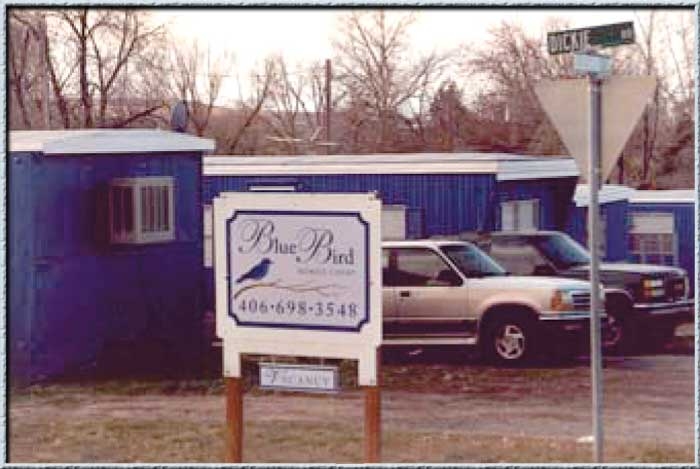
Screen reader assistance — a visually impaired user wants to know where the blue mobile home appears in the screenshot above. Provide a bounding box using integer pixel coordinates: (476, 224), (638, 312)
(567, 184), (635, 262)
(200, 152), (581, 310)
(568, 185), (695, 294)
(627, 190), (695, 294)
(9, 129), (214, 382)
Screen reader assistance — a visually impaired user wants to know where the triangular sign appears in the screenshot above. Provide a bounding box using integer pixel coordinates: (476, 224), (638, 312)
(535, 76), (656, 182)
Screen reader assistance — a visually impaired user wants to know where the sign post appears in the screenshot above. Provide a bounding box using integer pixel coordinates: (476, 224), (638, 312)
(214, 192), (382, 463)
(585, 67), (604, 464)
(537, 21), (653, 464)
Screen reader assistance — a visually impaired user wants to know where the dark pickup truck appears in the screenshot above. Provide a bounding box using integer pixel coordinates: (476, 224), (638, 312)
(468, 231), (693, 353)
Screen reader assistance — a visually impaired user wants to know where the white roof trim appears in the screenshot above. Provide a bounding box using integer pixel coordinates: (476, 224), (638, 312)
(574, 184), (636, 207)
(629, 190), (695, 204)
(204, 153), (579, 179)
(10, 129), (215, 155)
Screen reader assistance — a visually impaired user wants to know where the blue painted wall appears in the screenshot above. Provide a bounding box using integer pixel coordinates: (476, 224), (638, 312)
(495, 178), (578, 231)
(627, 203), (695, 294)
(203, 173), (501, 236)
(565, 199), (629, 262)
(10, 151), (204, 382)
(201, 173), (578, 312)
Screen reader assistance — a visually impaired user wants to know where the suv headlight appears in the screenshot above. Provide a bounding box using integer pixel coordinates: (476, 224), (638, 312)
(642, 278), (665, 299)
(551, 290), (575, 311)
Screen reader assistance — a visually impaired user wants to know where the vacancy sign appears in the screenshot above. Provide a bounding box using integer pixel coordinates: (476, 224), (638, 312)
(213, 192), (382, 386)
(534, 76), (656, 182)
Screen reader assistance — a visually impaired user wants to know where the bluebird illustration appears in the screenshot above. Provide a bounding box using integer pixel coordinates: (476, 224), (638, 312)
(236, 258), (273, 283)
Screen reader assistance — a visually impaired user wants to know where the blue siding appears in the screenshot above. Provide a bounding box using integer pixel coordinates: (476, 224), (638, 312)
(202, 172), (577, 313)
(203, 173), (499, 236)
(565, 199), (629, 262)
(10, 151), (204, 382)
(496, 177), (578, 231)
(628, 203), (695, 294)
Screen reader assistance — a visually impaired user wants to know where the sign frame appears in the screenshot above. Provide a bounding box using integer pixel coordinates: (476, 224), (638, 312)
(213, 191), (382, 386)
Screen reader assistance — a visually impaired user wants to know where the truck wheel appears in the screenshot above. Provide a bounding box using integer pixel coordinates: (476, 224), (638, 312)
(603, 313), (640, 354)
(483, 315), (537, 366)
(603, 295), (639, 355)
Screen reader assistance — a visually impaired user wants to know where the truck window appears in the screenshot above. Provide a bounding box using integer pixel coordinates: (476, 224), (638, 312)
(391, 248), (460, 287)
(490, 240), (549, 276)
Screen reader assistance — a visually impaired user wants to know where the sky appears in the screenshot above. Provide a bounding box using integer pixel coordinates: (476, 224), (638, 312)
(151, 8), (679, 105)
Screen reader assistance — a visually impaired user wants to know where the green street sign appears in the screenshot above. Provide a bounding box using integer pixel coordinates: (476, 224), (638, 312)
(547, 22), (635, 55)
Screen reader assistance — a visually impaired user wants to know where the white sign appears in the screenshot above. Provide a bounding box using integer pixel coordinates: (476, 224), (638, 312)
(214, 192), (382, 386)
(534, 76), (656, 182)
(227, 211), (368, 331)
(259, 363), (339, 393)
(574, 53), (612, 75)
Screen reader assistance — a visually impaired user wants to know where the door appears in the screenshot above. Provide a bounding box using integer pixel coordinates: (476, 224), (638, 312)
(389, 248), (468, 335)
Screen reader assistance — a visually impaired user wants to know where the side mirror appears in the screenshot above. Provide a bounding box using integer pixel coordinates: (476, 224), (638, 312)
(435, 268), (462, 286)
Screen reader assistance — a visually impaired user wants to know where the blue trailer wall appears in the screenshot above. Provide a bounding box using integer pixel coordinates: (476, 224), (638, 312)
(10, 151), (204, 382)
(495, 177), (578, 232)
(202, 173), (499, 236)
(565, 199), (629, 262)
(627, 203), (695, 294)
(200, 172), (578, 312)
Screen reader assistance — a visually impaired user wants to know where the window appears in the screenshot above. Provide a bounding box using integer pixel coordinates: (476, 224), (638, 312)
(384, 248), (461, 287)
(381, 205), (407, 240)
(109, 177), (175, 244)
(628, 213), (677, 266)
(489, 239), (550, 276)
(500, 199), (540, 231)
(203, 204), (213, 267)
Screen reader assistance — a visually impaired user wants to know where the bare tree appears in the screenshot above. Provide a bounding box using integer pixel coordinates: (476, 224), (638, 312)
(220, 58), (276, 154)
(466, 20), (573, 154)
(170, 41), (232, 136)
(8, 8), (170, 130)
(333, 10), (451, 152)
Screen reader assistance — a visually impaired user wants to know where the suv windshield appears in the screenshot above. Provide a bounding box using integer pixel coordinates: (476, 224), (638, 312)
(531, 233), (591, 269)
(441, 244), (507, 277)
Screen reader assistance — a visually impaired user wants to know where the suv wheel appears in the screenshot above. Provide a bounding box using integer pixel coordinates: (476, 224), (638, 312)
(483, 315), (537, 366)
(603, 297), (638, 354)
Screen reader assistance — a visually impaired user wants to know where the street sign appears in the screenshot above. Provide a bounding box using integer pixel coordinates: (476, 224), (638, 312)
(259, 363), (339, 393)
(214, 192), (382, 386)
(534, 76), (656, 182)
(574, 52), (612, 76)
(548, 22), (635, 55)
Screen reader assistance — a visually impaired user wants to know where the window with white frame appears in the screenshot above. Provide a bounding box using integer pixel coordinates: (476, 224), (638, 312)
(500, 199), (540, 231)
(109, 177), (175, 244)
(381, 205), (407, 240)
(203, 204), (213, 267)
(628, 212), (677, 266)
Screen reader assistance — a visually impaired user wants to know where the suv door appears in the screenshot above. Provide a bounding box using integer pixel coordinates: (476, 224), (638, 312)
(390, 247), (468, 325)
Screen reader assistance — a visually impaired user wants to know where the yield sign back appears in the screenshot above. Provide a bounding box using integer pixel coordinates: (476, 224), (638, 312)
(534, 76), (656, 182)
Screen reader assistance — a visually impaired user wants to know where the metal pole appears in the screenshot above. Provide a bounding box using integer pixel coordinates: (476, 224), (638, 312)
(588, 74), (604, 463)
(325, 59), (332, 154)
(42, 14), (50, 129)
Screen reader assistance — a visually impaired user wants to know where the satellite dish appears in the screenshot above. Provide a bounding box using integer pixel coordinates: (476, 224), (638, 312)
(170, 101), (189, 133)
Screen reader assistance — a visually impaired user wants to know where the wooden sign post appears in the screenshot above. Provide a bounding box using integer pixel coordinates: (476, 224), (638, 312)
(364, 348), (381, 463)
(225, 376), (243, 463)
(214, 192), (383, 463)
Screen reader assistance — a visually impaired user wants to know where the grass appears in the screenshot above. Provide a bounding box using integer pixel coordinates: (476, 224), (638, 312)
(10, 416), (692, 463)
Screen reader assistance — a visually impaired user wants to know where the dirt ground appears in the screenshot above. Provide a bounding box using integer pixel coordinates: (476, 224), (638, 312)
(9, 341), (696, 464)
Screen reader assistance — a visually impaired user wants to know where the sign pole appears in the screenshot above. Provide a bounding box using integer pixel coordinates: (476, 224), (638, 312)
(364, 347), (381, 463)
(587, 73), (604, 463)
(225, 376), (244, 463)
